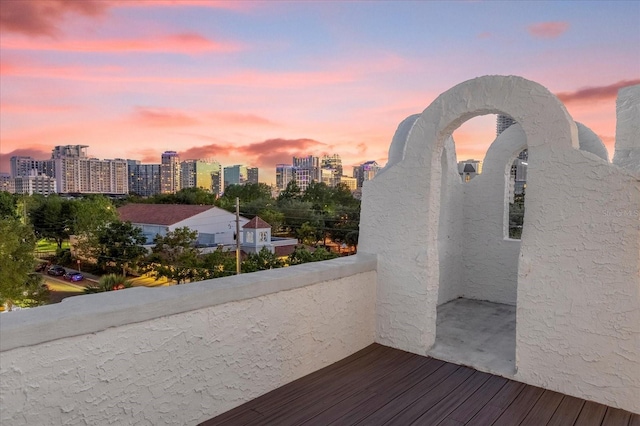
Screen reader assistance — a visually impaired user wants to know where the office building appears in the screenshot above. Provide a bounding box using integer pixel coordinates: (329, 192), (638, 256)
(181, 159), (222, 195)
(161, 151), (181, 194)
(353, 161), (381, 188)
(223, 165), (258, 190)
(129, 162), (161, 197)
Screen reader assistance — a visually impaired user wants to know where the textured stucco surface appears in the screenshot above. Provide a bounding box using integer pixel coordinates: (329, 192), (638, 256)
(0, 264), (376, 425)
(359, 76), (639, 413)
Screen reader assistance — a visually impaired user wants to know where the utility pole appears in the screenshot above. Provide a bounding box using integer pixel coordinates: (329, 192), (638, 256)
(235, 197), (241, 275)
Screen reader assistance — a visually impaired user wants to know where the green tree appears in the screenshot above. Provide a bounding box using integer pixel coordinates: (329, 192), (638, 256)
(148, 227), (201, 284)
(30, 195), (75, 249)
(288, 246), (337, 265)
(242, 247), (284, 273)
(297, 221), (321, 246)
(0, 192), (18, 220)
(277, 180), (302, 203)
(199, 247), (236, 279)
(0, 218), (49, 309)
(92, 221), (147, 275)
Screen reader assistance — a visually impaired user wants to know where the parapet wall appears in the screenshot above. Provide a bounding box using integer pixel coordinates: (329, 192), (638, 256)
(0, 255), (377, 425)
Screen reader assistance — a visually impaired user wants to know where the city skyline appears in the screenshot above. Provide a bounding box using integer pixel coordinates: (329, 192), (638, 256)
(1, 1), (639, 184)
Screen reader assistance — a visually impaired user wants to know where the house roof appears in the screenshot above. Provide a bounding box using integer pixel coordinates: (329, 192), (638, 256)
(117, 204), (215, 226)
(463, 163), (476, 173)
(243, 216), (272, 229)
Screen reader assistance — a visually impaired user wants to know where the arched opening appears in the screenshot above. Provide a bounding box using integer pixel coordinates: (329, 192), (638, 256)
(430, 114), (524, 376)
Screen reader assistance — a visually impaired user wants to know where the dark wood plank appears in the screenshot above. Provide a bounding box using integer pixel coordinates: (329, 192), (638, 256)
(409, 370), (491, 425)
(601, 407), (632, 426)
(519, 389), (565, 426)
(445, 375), (509, 424)
(491, 384), (545, 426)
(302, 354), (433, 425)
(327, 357), (447, 425)
(245, 348), (415, 425)
(385, 366), (476, 425)
(467, 380), (525, 424)
(574, 400), (608, 426)
(355, 362), (461, 425)
(247, 344), (397, 415)
(201, 346), (637, 426)
(547, 395), (585, 426)
(198, 408), (262, 426)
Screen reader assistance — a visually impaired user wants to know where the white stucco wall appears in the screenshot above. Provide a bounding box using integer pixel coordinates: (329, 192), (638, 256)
(359, 76), (639, 413)
(0, 255), (377, 425)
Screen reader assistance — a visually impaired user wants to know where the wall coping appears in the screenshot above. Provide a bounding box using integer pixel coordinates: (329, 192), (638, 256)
(0, 254), (377, 352)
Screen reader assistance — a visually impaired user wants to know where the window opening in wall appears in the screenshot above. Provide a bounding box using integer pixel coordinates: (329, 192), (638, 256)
(451, 114), (497, 183)
(508, 149), (527, 239)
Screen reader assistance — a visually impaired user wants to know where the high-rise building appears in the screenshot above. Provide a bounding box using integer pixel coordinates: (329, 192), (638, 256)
(0, 173), (14, 193)
(293, 155), (321, 183)
(181, 159), (222, 195)
(13, 171), (56, 196)
(129, 162), (161, 197)
(339, 175), (357, 191)
(161, 151), (181, 194)
(321, 154), (342, 188)
(223, 165), (258, 190)
(496, 114), (516, 136)
(353, 161), (381, 188)
(10, 156), (54, 178)
(509, 149), (528, 198)
(51, 145), (127, 194)
(275, 164), (295, 191)
(247, 167), (259, 185)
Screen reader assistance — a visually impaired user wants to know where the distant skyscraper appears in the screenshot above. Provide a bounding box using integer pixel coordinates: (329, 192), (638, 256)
(161, 151), (181, 194)
(0, 173), (14, 193)
(353, 161), (381, 188)
(247, 167), (259, 184)
(129, 162), (161, 196)
(275, 164), (295, 191)
(10, 156), (54, 179)
(51, 145), (127, 194)
(223, 165), (257, 190)
(496, 114), (516, 136)
(321, 154), (342, 187)
(181, 159), (222, 195)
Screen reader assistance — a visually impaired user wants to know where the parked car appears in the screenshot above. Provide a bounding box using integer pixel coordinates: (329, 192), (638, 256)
(63, 271), (84, 282)
(47, 265), (66, 276)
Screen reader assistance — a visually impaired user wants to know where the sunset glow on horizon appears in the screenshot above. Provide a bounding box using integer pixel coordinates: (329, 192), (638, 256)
(1, 0), (638, 183)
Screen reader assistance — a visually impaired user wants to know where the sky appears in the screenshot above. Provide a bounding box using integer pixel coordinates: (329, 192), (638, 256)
(1, 0), (639, 184)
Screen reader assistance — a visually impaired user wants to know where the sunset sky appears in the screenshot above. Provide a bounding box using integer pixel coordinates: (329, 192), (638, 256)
(1, 0), (638, 184)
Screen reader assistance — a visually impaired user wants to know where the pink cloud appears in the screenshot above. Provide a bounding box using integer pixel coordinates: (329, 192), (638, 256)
(556, 79), (640, 103)
(0, 0), (108, 37)
(477, 32), (492, 39)
(1, 32), (240, 54)
(527, 21), (570, 39)
(131, 107), (200, 128)
(208, 112), (277, 127)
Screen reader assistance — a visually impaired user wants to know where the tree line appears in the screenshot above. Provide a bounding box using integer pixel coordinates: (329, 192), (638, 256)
(0, 182), (359, 308)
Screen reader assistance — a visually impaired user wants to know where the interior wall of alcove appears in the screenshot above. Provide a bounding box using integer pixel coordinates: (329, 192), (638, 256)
(436, 115), (525, 306)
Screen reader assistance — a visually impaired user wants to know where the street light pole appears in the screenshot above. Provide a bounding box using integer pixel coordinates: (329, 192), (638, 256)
(235, 197), (241, 275)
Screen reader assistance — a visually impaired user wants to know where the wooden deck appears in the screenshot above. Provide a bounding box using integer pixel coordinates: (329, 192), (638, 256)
(200, 344), (639, 426)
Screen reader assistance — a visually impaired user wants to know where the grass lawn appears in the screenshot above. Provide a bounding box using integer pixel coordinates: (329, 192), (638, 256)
(36, 239), (70, 251)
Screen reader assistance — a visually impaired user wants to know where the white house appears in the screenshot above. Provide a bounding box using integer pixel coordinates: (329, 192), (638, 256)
(117, 203), (249, 247)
